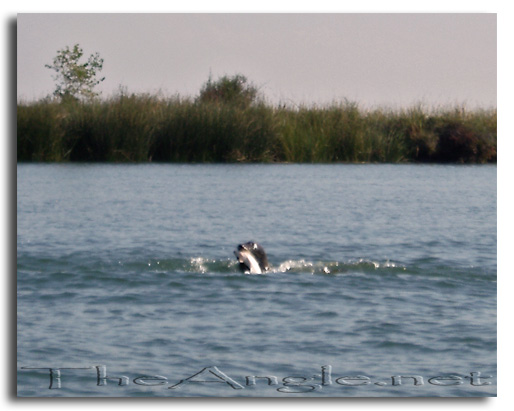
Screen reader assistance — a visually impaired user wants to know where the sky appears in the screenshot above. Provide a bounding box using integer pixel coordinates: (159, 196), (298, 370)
(17, 13), (496, 109)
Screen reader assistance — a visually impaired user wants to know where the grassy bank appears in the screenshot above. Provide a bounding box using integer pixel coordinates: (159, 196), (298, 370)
(17, 94), (496, 163)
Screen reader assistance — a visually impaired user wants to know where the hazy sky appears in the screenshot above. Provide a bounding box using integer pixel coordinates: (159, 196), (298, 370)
(17, 13), (496, 108)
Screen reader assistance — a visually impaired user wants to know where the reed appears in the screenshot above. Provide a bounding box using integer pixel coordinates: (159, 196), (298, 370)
(17, 93), (496, 163)
(17, 100), (67, 161)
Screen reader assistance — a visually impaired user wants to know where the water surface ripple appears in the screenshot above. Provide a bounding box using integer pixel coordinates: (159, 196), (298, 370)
(17, 164), (496, 397)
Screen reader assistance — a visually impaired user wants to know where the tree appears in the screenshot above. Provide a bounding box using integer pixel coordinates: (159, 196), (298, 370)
(45, 44), (105, 101)
(197, 74), (259, 107)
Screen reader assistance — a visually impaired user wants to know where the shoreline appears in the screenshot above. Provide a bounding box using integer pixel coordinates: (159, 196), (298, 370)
(17, 95), (496, 164)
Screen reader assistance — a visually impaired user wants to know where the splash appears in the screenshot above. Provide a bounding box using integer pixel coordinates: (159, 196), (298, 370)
(272, 258), (405, 275)
(143, 257), (405, 275)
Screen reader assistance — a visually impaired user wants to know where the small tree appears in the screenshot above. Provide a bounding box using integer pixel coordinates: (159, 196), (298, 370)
(197, 74), (259, 107)
(45, 44), (105, 101)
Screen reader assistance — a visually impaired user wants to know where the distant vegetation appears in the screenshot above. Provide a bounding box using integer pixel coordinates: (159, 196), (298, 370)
(17, 74), (496, 163)
(45, 44), (105, 101)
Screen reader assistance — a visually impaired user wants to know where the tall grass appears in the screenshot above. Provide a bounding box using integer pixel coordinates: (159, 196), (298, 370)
(17, 94), (496, 163)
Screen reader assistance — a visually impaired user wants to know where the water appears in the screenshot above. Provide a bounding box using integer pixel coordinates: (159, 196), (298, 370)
(17, 164), (497, 397)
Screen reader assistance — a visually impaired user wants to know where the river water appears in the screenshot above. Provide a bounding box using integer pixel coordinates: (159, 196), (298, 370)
(17, 163), (496, 397)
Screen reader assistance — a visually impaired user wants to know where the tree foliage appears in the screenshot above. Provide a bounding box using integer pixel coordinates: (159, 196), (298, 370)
(197, 74), (259, 107)
(45, 44), (105, 101)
